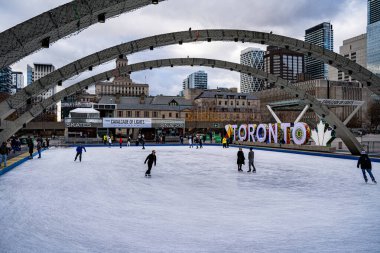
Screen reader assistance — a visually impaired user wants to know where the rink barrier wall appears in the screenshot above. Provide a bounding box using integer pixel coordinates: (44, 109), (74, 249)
(0, 149), (46, 177)
(66, 143), (380, 163)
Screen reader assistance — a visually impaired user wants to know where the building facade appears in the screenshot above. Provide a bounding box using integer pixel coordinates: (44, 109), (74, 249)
(367, 0), (380, 75)
(189, 91), (261, 127)
(182, 71), (208, 90)
(305, 22), (334, 80)
(337, 34), (367, 82)
(0, 66), (13, 94)
(95, 56), (149, 96)
(11, 71), (24, 93)
(27, 63), (56, 101)
(240, 47), (265, 93)
(264, 46), (305, 83)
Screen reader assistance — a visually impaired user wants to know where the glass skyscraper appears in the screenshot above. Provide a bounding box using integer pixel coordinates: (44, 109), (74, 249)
(240, 47), (265, 93)
(182, 71), (208, 90)
(0, 66), (13, 93)
(367, 0), (380, 75)
(305, 22), (334, 80)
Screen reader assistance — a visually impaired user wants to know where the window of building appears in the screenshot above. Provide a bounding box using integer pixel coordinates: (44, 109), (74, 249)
(135, 111), (140, 117)
(162, 114), (165, 119)
(176, 113), (179, 118)
(186, 113), (189, 118)
(118, 111), (123, 117)
(230, 101), (233, 106)
(153, 111), (158, 118)
(144, 111), (149, 117)
(225, 101), (227, 105)
(169, 113), (172, 117)
(219, 101), (221, 105)
(236, 101), (239, 106)
(127, 111), (132, 117)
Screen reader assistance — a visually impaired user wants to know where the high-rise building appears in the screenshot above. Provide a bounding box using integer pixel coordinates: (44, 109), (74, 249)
(12, 71), (24, 93)
(367, 0), (380, 75)
(337, 34), (367, 82)
(0, 66), (13, 94)
(240, 47), (265, 93)
(264, 46), (305, 83)
(182, 71), (208, 90)
(305, 22), (334, 80)
(27, 63), (56, 100)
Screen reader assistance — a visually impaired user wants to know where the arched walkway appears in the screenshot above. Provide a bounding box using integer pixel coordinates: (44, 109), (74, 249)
(0, 0), (165, 67)
(1, 29), (379, 121)
(0, 58), (362, 155)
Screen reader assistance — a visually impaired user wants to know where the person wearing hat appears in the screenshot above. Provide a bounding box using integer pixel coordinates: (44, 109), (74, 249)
(144, 150), (157, 177)
(357, 150), (376, 184)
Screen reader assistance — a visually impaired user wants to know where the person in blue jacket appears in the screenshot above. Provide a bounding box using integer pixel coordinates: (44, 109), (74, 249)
(74, 145), (87, 162)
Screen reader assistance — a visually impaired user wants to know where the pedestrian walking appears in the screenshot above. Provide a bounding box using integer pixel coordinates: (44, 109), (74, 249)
(45, 138), (50, 148)
(144, 150), (157, 177)
(222, 137), (227, 148)
(0, 142), (9, 167)
(74, 145), (87, 162)
(237, 148), (245, 172)
(119, 137), (123, 148)
(357, 150), (377, 184)
(37, 140), (42, 159)
(247, 148), (256, 173)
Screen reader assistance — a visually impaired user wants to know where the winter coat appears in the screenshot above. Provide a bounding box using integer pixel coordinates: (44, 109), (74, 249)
(76, 146), (86, 154)
(37, 141), (42, 150)
(119, 138), (123, 144)
(237, 150), (245, 165)
(144, 154), (156, 165)
(222, 138), (227, 144)
(0, 144), (8, 155)
(248, 151), (254, 162)
(357, 154), (372, 169)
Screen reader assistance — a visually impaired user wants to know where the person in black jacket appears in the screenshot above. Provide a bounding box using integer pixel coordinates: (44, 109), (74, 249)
(237, 148), (245, 172)
(357, 151), (376, 184)
(0, 142), (9, 167)
(144, 150), (157, 177)
(27, 136), (34, 159)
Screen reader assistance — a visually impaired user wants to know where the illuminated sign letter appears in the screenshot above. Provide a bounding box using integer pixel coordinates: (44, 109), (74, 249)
(247, 124), (256, 142)
(281, 123), (291, 143)
(269, 123), (278, 144)
(231, 124), (238, 141)
(238, 124), (247, 141)
(256, 124), (267, 143)
(292, 122), (308, 145)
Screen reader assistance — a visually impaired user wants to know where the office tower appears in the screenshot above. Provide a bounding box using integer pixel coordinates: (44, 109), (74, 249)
(0, 66), (13, 94)
(240, 47), (265, 93)
(183, 71), (208, 90)
(337, 34), (367, 81)
(264, 46), (305, 83)
(12, 71), (24, 92)
(305, 22), (334, 80)
(27, 63), (56, 100)
(367, 0), (380, 75)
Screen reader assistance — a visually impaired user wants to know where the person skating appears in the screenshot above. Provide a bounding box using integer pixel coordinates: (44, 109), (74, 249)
(188, 135), (193, 148)
(27, 136), (34, 159)
(74, 145), (86, 162)
(119, 137), (123, 148)
(237, 148), (245, 172)
(45, 137), (50, 149)
(0, 142), (9, 168)
(37, 140), (42, 159)
(247, 147), (256, 173)
(108, 136), (112, 147)
(127, 136), (131, 146)
(144, 150), (157, 177)
(222, 137), (227, 148)
(141, 136), (145, 149)
(357, 150), (376, 184)
(199, 137), (203, 149)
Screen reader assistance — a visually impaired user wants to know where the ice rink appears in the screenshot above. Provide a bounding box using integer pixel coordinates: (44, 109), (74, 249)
(0, 145), (379, 253)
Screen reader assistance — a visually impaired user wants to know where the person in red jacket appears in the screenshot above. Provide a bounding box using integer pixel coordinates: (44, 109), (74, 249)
(119, 137), (123, 148)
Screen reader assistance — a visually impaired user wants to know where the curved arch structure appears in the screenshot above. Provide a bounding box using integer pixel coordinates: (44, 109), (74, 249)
(0, 58), (362, 155)
(0, 0), (165, 67)
(1, 29), (379, 122)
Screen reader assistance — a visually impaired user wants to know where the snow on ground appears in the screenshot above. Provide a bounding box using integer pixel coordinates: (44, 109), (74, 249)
(0, 145), (379, 253)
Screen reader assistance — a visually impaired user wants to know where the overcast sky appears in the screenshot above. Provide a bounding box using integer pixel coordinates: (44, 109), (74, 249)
(0, 0), (367, 95)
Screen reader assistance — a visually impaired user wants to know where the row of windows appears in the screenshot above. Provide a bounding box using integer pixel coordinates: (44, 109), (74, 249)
(117, 111), (180, 119)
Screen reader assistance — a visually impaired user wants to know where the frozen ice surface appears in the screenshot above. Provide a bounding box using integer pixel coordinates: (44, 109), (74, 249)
(0, 146), (379, 253)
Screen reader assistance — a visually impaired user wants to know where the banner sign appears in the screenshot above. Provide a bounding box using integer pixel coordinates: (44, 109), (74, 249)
(225, 122), (311, 145)
(103, 118), (152, 128)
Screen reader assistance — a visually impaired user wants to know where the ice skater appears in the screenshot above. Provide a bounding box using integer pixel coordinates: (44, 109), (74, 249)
(27, 136), (34, 159)
(144, 150), (156, 177)
(222, 137), (227, 148)
(108, 136), (112, 147)
(37, 140), (42, 158)
(0, 141), (9, 167)
(74, 145), (86, 162)
(357, 150), (376, 184)
(247, 147), (256, 173)
(127, 136), (131, 146)
(141, 135), (145, 149)
(237, 148), (245, 172)
(188, 135), (193, 148)
(119, 137), (123, 148)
